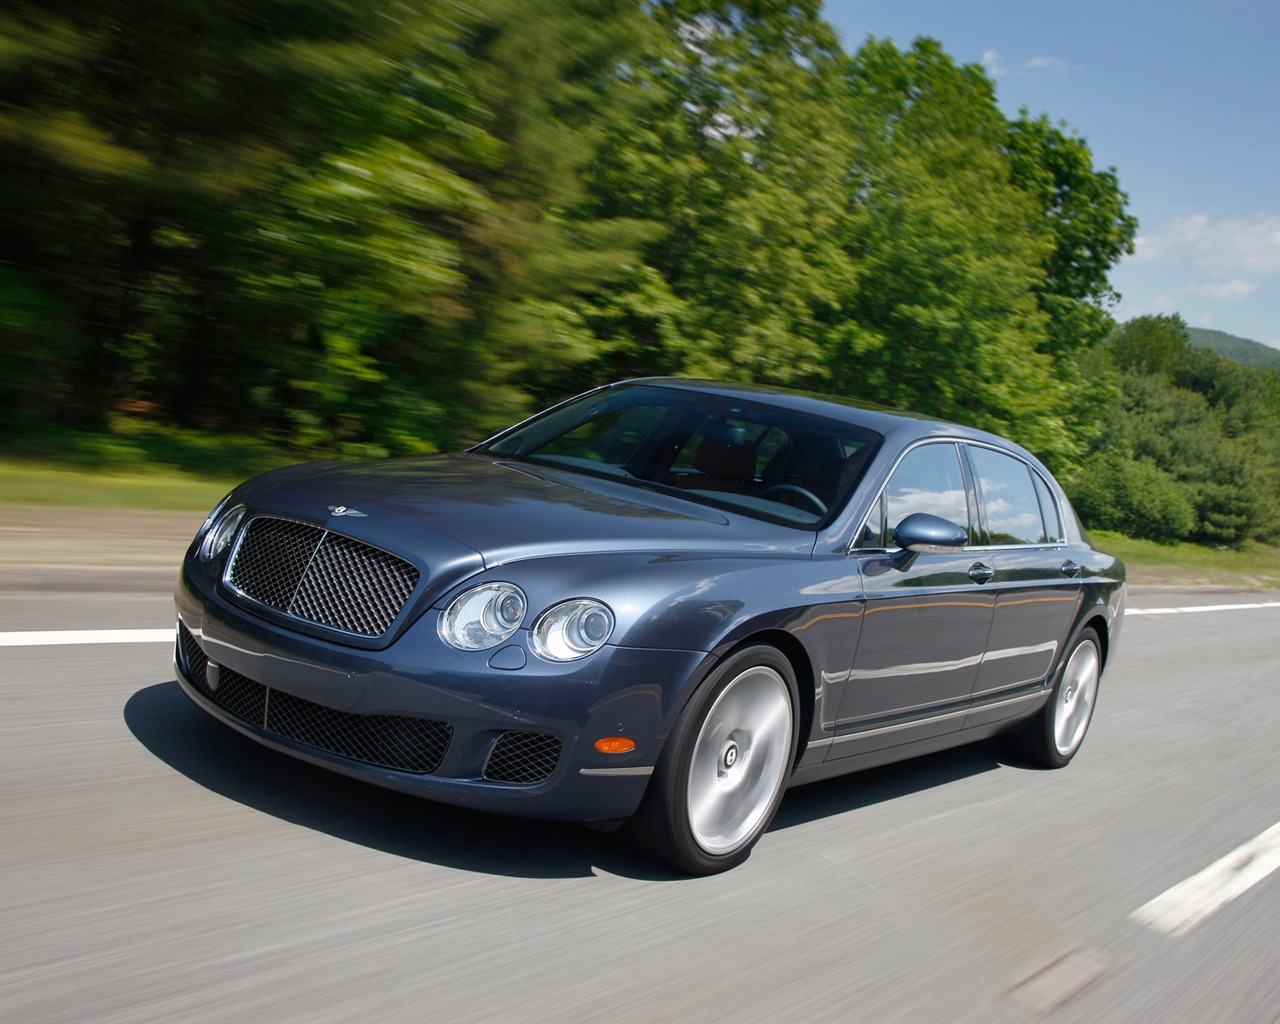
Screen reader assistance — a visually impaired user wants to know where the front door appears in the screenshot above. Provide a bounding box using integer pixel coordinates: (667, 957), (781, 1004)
(828, 442), (996, 759)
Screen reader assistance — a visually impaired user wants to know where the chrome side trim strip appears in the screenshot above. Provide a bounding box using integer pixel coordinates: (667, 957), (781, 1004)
(579, 766), (655, 777)
(810, 690), (1044, 751)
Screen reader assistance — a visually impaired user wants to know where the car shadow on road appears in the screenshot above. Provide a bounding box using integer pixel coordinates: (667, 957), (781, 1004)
(126, 680), (1004, 881)
(771, 744), (1003, 832)
(124, 680), (673, 881)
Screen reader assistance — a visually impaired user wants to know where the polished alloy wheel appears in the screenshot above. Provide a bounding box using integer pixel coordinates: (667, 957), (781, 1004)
(686, 664), (794, 855)
(1053, 637), (1100, 756)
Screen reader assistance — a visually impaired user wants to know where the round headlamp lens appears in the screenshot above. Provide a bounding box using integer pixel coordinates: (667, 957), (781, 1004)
(200, 505), (245, 562)
(439, 582), (527, 651)
(197, 492), (234, 538)
(531, 599), (615, 662)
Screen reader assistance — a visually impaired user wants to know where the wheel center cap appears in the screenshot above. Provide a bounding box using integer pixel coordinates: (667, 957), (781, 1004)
(723, 743), (739, 770)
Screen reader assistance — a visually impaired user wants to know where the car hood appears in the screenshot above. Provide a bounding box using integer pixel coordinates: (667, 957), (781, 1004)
(239, 453), (813, 585)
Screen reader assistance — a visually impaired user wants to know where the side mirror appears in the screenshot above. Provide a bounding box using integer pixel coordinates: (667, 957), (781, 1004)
(889, 512), (968, 571)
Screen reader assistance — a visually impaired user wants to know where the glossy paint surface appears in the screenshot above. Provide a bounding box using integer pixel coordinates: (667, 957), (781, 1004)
(175, 378), (1125, 822)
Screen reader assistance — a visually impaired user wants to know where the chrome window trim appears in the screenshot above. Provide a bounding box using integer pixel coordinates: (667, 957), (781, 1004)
(845, 438), (971, 554)
(846, 438), (1069, 555)
(962, 439), (1068, 548)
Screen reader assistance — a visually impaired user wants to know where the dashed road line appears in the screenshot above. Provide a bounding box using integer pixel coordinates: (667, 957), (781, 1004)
(1126, 600), (1280, 616)
(1131, 822), (1280, 937)
(0, 629), (173, 647)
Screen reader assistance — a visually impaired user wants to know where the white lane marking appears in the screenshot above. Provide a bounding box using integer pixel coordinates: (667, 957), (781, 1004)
(1127, 601), (1280, 616)
(0, 629), (173, 647)
(1131, 822), (1280, 937)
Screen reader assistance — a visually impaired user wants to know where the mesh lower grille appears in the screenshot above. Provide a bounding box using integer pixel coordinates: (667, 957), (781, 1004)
(266, 689), (451, 774)
(483, 731), (563, 784)
(227, 516), (419, 638)
(178, 622), (450, 774)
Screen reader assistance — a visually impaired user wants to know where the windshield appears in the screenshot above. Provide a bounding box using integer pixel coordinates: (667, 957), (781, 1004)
(479, 384), (881, 528)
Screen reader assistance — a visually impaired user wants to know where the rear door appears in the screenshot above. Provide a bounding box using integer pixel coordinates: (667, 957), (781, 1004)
(963, 444), (1082, 729)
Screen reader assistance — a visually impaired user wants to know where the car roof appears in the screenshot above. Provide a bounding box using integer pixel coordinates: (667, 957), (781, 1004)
(618, 377), (1034, 462)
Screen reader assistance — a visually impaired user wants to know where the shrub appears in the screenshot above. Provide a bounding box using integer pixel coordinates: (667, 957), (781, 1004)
(1068, 453), (1195, 542)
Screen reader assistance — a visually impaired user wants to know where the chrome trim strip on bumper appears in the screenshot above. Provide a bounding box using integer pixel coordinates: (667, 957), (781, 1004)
(579, 766), (655, 777)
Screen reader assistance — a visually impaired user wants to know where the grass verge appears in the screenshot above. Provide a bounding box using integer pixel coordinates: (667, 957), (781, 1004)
(0, 460), (238, 511)
(1, 459), (1277, 588)
(1092, 531), (1280, 589)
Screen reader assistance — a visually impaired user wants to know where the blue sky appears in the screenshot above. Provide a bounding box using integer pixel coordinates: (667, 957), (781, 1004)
(822, 0), (1280, 348)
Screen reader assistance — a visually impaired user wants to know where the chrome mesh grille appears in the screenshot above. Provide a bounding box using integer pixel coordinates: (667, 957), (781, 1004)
(230, 517), (320, 609)
(227, 516), (419, 637)
(178, 622), (450, 774)
(483, 731), (563, 784)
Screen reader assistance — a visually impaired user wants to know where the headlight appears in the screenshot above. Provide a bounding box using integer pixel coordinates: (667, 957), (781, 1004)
(199, 504), (246, 562)
(439, 582), (527, 651)
(531, 599), (615, 662)
(196, 492), (234, 540)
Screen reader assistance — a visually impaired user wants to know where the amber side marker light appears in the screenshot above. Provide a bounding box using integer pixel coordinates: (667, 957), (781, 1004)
(594, 737), (636, 754)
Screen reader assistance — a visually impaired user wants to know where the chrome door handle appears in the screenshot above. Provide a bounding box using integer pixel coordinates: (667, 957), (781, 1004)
(968, 563), (995, 584)
(1061, 560), (1082, 578)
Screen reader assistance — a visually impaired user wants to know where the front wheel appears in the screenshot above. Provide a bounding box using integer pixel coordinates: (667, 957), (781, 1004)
(1004, 627), (1102, 768)
(628, 645), (797, 874)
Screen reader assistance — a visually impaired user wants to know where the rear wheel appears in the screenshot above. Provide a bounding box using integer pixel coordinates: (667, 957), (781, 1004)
(1005, 627), (1101, 768)
(629, 645), (797, 874)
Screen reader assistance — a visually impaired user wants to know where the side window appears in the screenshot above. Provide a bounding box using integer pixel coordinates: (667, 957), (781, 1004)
(967, 446), (1047, 545)
(1031, 471), (1064, 543)
(883, 443), (970, 543)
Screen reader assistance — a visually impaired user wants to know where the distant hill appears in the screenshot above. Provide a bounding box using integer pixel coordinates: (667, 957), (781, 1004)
(1187, 327), (1280, 369)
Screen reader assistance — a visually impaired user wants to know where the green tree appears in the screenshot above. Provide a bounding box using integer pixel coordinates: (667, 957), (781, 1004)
(1107, 313), (1190, 379)
(580, 0), (860, 389)
(1005, 114), (1137, 452)
(1072, 316), (1280, 545)
(833, 38), (1074, 466)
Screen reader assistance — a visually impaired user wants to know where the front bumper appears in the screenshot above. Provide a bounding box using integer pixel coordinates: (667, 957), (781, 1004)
(175, 568), (712, 822)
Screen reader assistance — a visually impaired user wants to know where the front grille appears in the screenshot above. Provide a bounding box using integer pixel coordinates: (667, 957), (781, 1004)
(483, 731), (563, 784)
(227, 516), (419, 638)
(178, 622), (450, 774)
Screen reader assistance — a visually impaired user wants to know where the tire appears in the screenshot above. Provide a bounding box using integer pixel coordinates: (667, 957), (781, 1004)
(1004, 626), (1102, 769)
(628, 645), (797, 875)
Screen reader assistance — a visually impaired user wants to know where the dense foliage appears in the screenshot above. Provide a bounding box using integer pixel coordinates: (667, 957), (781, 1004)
(1072, 315), (1280, 546)
(3, 1), (1276, 545)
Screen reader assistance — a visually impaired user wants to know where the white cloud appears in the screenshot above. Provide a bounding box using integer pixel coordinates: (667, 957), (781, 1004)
(1192, 279), (1258, 302)
(982, 49), (1005, 77)
(1024, 56), (1069, 73)
(1130, 213), (1280, 273)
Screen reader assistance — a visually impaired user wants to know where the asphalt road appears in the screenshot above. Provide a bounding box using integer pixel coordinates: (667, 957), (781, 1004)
(2, 581), (1279, 1023)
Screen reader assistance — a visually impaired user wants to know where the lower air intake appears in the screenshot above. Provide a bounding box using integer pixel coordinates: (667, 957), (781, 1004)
(483, 731), (563, 784)
(178, 622), (450, 774)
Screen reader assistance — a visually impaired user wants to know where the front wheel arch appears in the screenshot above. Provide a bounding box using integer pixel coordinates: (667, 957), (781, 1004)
(626, 643), (800, 874)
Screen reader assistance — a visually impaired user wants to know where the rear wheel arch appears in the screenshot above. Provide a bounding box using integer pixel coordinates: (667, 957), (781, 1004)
(1084, 613), (1111, 668)
(1004, 620), (1103, 768)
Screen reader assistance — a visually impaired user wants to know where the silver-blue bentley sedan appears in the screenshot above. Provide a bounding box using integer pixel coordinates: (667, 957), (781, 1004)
(176, 379), (1125, 873)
